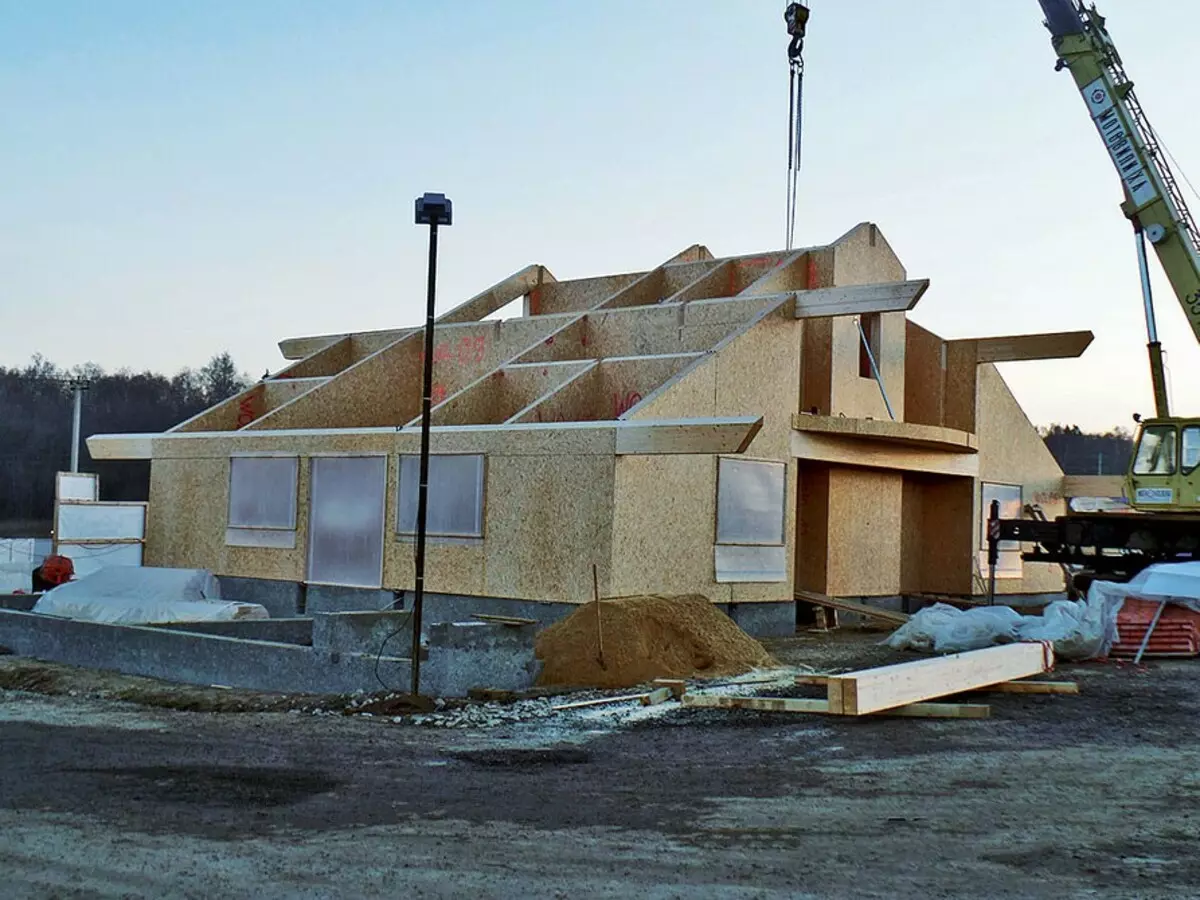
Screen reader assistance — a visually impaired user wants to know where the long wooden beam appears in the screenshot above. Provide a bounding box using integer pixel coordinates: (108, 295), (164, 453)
(826, 643), (1053, 715)
(792, 279), (929, 318)
(86, 415), (766, 461)
(794, 590), (909, 626)
(681, 693), (990, 719)
(954, 330), (1094, 364)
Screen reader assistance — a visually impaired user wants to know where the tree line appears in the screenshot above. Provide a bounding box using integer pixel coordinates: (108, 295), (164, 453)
(1040, 424), (1134, 476)
(0, 353), (251, 534)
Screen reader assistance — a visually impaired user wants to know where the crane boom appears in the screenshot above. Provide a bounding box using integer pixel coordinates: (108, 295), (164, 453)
(1039, 0), (1200, 418)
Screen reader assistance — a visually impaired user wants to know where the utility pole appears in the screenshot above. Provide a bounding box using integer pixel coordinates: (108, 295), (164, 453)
(410, 192), (452, 697)
(67, 378), (91, 473)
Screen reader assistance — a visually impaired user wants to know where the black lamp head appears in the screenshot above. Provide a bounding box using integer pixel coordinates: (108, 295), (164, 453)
(415, 192), (453, 226)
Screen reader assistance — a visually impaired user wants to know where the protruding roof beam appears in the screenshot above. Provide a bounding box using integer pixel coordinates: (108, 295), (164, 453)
(791, 279), (929, 318)
(957, 331), (1095, 363)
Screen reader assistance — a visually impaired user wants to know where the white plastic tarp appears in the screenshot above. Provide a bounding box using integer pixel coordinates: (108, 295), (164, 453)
(33, 566), (268, 624)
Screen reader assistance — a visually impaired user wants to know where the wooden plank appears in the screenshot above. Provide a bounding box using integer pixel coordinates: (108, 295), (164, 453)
(794, 590), (909, 626)
(552, 693), (648, 711)
(957, 330), (1094, 364)
(789, 431), (981, 479)
(801, 674), (1078, 695)
(614, 416), (763, 455)
(791, 414), (978, 453)
(978, 680), (1079, 695)
(652, 678), (687, 699)
(792, 279), (929, 319)
(681, 693), (990, 719)
(642, 687), (673, 706)
(827, 643), (1053, 715)
(470, 613), (537, 626)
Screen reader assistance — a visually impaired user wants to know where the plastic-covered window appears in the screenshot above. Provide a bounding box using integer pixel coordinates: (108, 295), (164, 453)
(397, 454), (485, 538)
(1132, 425), (1177, 476)
(716, 458), (786, 545)
(228, 457), (297, 529)
(307, 456), (386, 587)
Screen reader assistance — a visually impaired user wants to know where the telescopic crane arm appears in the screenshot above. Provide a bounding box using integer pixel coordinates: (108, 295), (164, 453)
(1038, 0), (1200, 417)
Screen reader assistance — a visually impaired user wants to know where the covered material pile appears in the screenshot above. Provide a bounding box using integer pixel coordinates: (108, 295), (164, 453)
(535, 594), (777, 689)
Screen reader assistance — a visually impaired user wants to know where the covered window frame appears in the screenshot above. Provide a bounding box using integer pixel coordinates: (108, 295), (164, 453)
(395, 453), (487, 540)
(225, 454), (300, 549)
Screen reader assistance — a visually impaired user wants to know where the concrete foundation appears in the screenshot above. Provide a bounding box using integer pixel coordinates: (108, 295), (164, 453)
(0, 608), (539, 697)
(312, 610), (411, 656)
(396, 591), (575, 630)
(147, 618), (313, 645)
(305, 584), (397, 615)
(217, 576), (304, 618)
(721, 601), (796, 638)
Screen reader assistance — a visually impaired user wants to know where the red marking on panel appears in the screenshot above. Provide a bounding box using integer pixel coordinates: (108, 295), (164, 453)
(611, 390), (643, 418)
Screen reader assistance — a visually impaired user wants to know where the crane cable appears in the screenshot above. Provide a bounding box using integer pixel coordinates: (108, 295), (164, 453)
(784, 4), (810, 251)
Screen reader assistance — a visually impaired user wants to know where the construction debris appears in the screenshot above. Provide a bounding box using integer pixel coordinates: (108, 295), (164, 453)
(795, 590), (909, 627)
(682, 694), (991, 719)
(535, 594), (777, 689)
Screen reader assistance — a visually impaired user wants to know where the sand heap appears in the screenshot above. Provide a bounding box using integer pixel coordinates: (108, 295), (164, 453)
(535, 594), (778, 690)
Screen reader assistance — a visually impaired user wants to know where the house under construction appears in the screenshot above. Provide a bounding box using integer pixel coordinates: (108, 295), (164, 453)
(89, 223), (1094, 634)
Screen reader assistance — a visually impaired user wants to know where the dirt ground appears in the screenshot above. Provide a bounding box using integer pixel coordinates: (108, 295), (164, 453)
(2, 630), (1199, 899)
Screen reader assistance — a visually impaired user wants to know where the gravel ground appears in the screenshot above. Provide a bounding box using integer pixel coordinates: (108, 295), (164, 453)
(1, 632), (1199, 899)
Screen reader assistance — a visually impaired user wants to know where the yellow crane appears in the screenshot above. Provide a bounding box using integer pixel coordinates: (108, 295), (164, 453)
(1039, 0), (1200, 511)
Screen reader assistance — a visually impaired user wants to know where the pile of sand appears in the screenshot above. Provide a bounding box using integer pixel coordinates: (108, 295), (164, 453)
(535, 594), (778, 690)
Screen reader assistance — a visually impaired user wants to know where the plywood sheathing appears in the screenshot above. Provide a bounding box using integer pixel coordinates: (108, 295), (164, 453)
(275, 337), (355, 379)
(437, 264), (555, 325)
(791, 414), (977, 453)
(795, 462), (830, 594)
(662, 243), (714, 264)
(968, 331), (1094, 363)
(660, 260), (736, 305)
(974, 363), (1067, 595)
(826, 467), (904, 596)
(386, 453), (616, 604)
(789, 431), (979, 478)
(800, 247), (836, 415)
(735, 251), (809, 296)
(145, 455), (311, 582)
(250, 316), (571, 432)
(900, 473), (974, 595)
(528, 272), (642, 317)
(427, 361), (596, 427)
(903, 321), (947, 429)
(613, 303), (802, 604)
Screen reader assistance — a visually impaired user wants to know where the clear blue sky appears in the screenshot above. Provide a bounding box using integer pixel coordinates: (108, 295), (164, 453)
(2, 0), (1196, 432)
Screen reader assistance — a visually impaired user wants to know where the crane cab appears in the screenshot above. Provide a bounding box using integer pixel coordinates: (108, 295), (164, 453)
(1127, 418), (1200, 511)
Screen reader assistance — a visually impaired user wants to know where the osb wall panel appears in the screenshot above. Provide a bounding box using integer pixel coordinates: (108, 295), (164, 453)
(627, 358), (719, 421)
(531, 272), (641, 316)
(795, 462), (830, 593)
(825, 466), (904, 596)
(610, 455), (731, 602)
(666, 261), (734, 304)
(736, 252), (807, 296)
(483, 454), (616, 603)
(904, 321), (947, 429)
(174, 384), (265, 434)
(975, 363), (1067, 595)
(832, 222), (907, 286)
(684, 296), (784, 329)
(146, 456), (309, 582)
(801, 318), (833, 416)
(944, 341), (978, 433)
(828, 311), (906, 421)
(901, 473), (974, 595)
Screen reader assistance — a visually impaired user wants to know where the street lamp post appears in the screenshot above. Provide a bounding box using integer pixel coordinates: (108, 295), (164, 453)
(68, 378), (91, 473)
(410, 192), (452, 696)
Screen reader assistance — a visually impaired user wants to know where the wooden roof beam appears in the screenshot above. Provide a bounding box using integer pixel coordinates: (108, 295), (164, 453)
(792, 279), (929, 318)
(954, 331), (1094, 363)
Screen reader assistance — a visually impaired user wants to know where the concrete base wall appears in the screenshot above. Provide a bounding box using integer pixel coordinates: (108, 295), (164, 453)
(0, 609), (539, 697)
(217, 576), (304, 618)
(306, 584), (397, 615)
(147, 618), (313, 645)
(0, 609), (409, 694)
(395, 591), (576, 630)
(313, 611), (411, 655)
(719, 601), (796, 638)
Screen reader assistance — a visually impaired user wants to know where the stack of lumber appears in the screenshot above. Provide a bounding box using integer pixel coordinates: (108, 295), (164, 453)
(1111, 598), (1200, 658)
(682, 642), (1069, 720)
